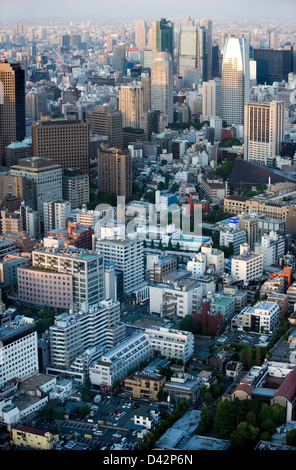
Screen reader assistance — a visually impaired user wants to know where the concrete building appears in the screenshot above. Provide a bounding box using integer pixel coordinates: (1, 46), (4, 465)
(231, 300), (280, 334)
(149, 277), (202, 319)
(0, 315), (38, 389)
(95, 238), (145, 296)
(17, 266), (73, 310)
(151, 52), (174, 124)
(201, 243), (224, 275)
(10, 157), (62, 218)
(145, 326), (194, 364)
(62, 169), (89, 209)
(49, 300), (123, 371)
(32, 248), (104, 309)
(219, 217), (247, 255)
(89, 331), (152, 389)
(221, 37), (250, 126)
(32, 117), (90, 175)
(119, 85), (143, 129)
(89, 105), (123, 148)
(202, 79), (222, 119)
(244, 101), (285, 164)
(12, 426), (59, 450)
(97, 148), (132, 200)
(231, 243), (263, 283)
(186, 252), (207, 277)
(124, 371), (166, 401)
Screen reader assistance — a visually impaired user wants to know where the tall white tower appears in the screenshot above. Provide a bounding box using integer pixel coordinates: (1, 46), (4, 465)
(151, 51), (174, 123)
(221, 37), (250, 126)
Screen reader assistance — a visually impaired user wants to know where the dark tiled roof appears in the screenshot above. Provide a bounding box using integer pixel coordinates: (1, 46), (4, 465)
(228, 160), (293, 185)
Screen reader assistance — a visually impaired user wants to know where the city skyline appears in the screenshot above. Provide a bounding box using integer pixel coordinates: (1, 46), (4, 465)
(1, 0), (296, 21)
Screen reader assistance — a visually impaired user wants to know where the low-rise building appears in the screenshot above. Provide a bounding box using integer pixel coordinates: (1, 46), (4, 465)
(124, 371), (166, 401)
(12, 426), (59, 449)
(231, 301), (280, 334)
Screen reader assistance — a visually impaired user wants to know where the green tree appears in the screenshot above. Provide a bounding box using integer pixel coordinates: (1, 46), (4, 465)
(196, 405), (213, 435)
(78, 405), (90, 418)
(214, 400), (237, 439)
(286, 429), (296, 446)
(229, 421), (259, 451)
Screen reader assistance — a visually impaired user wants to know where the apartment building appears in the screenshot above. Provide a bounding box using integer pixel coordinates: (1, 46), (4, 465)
(231, 301), (280, 334)
(0, 316), (38, 388)
(89, 331), (153, 389)
(95, 238), (145, 295)
(97, 148), (132, 200)
(124, 371), (166, 401)
(32, 248), (104, 309)
(17, 266), (73, 310)
(49, 300), (123, 371)
(231, 243), (263, 283)
(145, 326), (194, 364)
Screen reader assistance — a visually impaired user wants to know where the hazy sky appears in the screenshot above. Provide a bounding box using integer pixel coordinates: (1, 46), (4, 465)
(1, 0), (296, 21)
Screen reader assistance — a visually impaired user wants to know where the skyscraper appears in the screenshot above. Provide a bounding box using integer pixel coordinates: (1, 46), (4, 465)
(98, 148), (132, 200)
(152, 18), (174, 61)
(0, 61), (26, 157)
(177, 19), (212, 86)
(244, 100), (285, 164)
(135, 20), (146, 50)
(197, 19), (213, 82)
(151, 52), (174, 123)
(202, 78), (222, 118)
(89, 105), (123, 148)
(32, 117), (90, 174)
(221, 37), (250, 126)
(119, 85), (143, 128)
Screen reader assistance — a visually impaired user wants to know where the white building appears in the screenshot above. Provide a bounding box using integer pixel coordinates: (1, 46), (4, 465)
(145, 326), (194, 364)
(219, 217), (247, 255)
(231, 243), (263, 283)
(149, 277), (203, 318)
(0, 316), (38, 389)
(89, 332), (152, 388)
(49, 300), (124, 371)
(186, 252), (207, 277)
(231, 301), (280, 334)
(95, 238), (145, 295)
(201, 243), (224, 275)
(221, 36), (250, 126)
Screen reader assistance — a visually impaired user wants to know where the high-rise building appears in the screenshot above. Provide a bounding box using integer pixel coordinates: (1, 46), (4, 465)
(244, 101), (285, 164)
(10, 157), (63, 217)
(89, 105), (123, 148)
(151, 52), (174, 123)
(221, 37), (250, 126)
(177, 24), (199, 87)
(152, 18), (174, 62)
(32, 248), (104, 309)
(0, 61), (26, 157)
(25, 90), (49, 121)
(119, 85), (143, 129)
(95, 238), (145, 295)
(62, 168), (89, 209)
(97, 148), (132, 200)
(135, 20), (146, 50)
(202, 78), (222, 118)
(140, 72), (151, 113)
(32, 117), (90, 174)
(269, 31), (279, 50)
(197, 19), (213, 82)
(253, 48), (293, 85)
